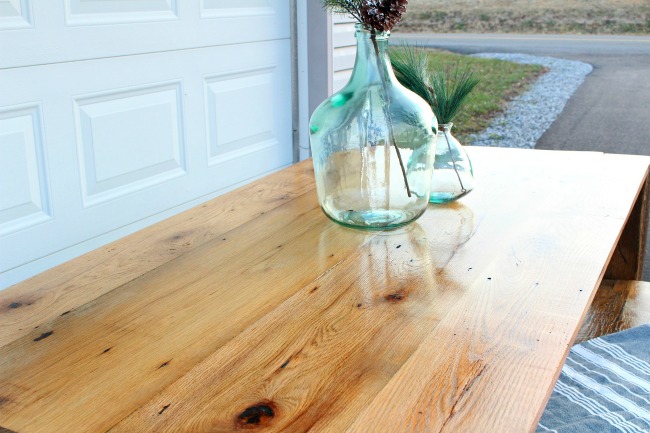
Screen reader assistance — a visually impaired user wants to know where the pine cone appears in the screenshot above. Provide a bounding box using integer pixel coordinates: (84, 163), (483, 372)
(360, 0), (408, 32)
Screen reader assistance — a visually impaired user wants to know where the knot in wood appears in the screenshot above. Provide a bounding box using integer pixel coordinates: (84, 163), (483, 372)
(236, 402), (275, 428)
(385, 292), (405, 302)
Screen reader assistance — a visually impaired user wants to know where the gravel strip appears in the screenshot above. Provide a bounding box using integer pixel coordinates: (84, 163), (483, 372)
(467, 53), (593, 148)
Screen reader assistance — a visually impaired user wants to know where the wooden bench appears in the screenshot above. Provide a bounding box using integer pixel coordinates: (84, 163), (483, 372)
(577, 279), (650, 343)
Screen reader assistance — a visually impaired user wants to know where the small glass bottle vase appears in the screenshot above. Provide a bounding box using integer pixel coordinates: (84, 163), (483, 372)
(309, 24), (437, 230)
(429, 123), (475, 203)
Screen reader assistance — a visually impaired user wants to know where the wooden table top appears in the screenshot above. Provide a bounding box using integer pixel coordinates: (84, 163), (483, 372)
(1, 147), (648, 433)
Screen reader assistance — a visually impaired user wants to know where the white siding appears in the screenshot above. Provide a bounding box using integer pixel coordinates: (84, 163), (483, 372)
(332, 14), (357, 93)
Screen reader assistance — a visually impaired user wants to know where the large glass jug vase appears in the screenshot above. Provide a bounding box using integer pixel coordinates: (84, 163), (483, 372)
(309, 24), (437, 230)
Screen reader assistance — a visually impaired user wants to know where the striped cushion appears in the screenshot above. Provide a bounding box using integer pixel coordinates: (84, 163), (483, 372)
(537, 324), (650, 433)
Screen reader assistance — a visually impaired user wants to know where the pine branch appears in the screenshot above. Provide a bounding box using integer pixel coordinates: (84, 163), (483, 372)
(430, 64), (480, 124)
(389, 44), (435, 108)
(321, 0), (363, 22)
(389, 45), (480, 125)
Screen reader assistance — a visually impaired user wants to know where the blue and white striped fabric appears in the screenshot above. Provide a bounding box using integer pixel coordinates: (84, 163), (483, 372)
(537, 324), (650, 433)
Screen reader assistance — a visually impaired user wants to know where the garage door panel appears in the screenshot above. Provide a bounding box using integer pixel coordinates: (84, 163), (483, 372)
(0, 1), (289, 69)
(201, 0), (274, 18)
(0, 104), (51, 236)
(74, 81), (186, 206)
(0, 39), (292, 285)
(206, 66), (277, 163)
(204, 49), (291, 187)
(0, 0), (31, 29)
(65, 0), (178, 26)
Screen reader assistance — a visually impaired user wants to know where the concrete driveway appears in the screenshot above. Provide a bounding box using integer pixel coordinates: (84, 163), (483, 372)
(396, 33), (650, 279)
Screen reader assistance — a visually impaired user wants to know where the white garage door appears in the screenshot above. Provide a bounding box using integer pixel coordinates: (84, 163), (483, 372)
(0, 1), (293, 289)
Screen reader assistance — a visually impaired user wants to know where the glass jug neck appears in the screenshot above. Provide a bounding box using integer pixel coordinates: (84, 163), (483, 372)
(439, 123), (454, 133)
(350, 24), (397, 86)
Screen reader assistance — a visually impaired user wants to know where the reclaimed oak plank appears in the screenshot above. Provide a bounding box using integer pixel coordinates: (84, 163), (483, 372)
(343, 214), (627, 433)
(108, 220), (462, 432)
(0, 161), (315, 348)
(0, 193), (377, 433)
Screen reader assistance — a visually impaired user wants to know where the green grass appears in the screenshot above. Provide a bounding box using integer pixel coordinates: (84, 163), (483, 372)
(415, 50), (547, 143)
(398, 2), (650, 35)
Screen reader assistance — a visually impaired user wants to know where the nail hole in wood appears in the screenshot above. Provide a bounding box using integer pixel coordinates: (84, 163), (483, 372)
(33, 331), (53, 342)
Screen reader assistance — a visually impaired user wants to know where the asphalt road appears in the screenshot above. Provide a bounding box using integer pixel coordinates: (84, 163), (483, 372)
(396, 33), (650, 279)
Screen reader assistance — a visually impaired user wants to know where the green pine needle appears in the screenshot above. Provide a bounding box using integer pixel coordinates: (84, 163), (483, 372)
(390, 46), (480, 125)
(321, 0), (363, 22)
(389, 44), (436, 109)
(431, 64), (480, 124)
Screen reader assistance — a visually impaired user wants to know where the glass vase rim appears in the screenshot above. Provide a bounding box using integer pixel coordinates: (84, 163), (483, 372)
(354, 23), (390, 40)
(439, 123), (454, 132)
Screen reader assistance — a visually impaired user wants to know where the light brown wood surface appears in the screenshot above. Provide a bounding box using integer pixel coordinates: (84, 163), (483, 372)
(0, 147), (648, 433)
(577, 279), (650, 343)
(0, 163), (316, 348)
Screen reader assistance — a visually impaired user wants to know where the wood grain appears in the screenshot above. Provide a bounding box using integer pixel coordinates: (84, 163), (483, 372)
(605, 169), (649, 280)
(109, 149), (647, 433)
(343, 215), (624, 433)
(0, 161), (315, 348)
(576, 279), (650, 343)
(109, 223), (457, 433)
(0, 194), (377, 432)
(0, 147), (648, 433)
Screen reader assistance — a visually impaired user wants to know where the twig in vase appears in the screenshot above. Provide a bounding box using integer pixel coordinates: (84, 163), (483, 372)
(370, 32), (412, 197)
(440, 125), (467, 193)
